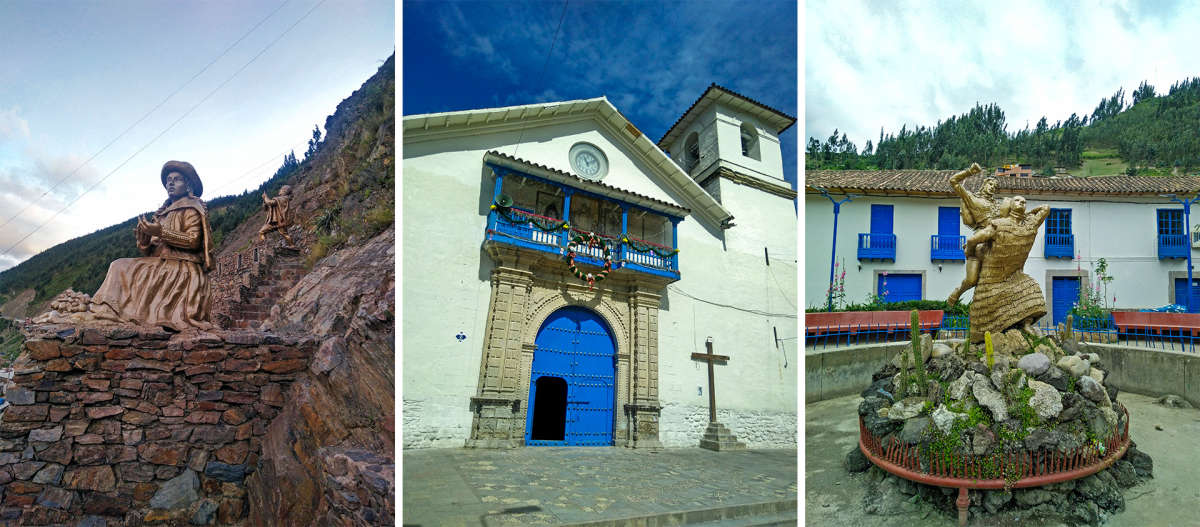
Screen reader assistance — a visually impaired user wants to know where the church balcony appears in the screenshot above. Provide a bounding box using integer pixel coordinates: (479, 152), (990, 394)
(484, 160), (683, 281)
(929, 234), (965, 261)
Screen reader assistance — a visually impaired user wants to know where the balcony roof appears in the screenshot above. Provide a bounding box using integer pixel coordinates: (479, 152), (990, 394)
(404, 97), (734, 228)
(484, 151), (690, 218)
(807, 169), (1200, 197)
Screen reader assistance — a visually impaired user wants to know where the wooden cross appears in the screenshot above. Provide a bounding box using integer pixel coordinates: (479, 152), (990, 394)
(691, 338), (730, 423)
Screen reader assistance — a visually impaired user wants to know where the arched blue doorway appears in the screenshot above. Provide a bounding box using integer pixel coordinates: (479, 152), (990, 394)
(525, 306), (616, 446)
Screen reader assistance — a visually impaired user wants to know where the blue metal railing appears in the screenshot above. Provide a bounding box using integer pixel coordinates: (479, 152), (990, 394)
(1044, 233), (1074, 259)
(858, 233), (897, 260)
(1158, 234), (1188, 259)
(806, 313), (1200, 353)
(487, 209), (679, 277)
(930, 235), (966, 261)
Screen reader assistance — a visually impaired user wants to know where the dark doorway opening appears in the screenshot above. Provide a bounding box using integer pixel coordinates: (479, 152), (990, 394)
(529, 376), (567, 441)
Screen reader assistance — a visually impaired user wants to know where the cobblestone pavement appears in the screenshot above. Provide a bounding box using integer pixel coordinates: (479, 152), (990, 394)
(806, 392), (1200, 526)
(403, 447), (797, 526)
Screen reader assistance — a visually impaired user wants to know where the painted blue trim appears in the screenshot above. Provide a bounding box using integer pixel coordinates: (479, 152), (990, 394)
(930, 234), (965, 261)
(857, 232), (896, 260)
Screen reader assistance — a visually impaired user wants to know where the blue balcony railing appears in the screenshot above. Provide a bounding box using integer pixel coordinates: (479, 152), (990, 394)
(1158, 234), (1188, 259)
(857, 233), (896, 260)
(1044, 233), (1074, 259)
(930, 235), (965, 261)
(486, 207), (679, 280)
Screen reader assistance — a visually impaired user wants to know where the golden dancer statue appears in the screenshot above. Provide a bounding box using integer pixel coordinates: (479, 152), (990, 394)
(965, 195), (1051, 342)
(946, 163), (1011, 305)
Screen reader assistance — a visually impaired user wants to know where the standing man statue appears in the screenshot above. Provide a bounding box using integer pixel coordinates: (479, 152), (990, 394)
(259, 185), (295, 245)
(946, 163), (1011, 305)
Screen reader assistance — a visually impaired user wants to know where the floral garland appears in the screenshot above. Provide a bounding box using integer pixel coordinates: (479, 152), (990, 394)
(621, 234), (678, 258)
(566, 232), (613, 289)
(492, 204), (568, 232)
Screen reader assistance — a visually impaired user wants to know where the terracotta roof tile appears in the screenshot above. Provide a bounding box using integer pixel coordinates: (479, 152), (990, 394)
(805, 170), (1200, 196)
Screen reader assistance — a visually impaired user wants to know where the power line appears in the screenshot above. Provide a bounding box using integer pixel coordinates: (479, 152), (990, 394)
(0, 0), (293, 233)
(511, 0), (569, 160)
(668, 284), (798, 318)
(1, 0), (328, 260)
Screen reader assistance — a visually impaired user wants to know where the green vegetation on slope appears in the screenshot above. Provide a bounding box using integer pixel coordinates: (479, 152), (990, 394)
(808, 77), (1200, 175)
(0, 54), (395, 315)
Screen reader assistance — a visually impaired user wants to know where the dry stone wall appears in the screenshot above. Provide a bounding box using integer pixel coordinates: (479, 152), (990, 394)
(0, 324), (315, 526)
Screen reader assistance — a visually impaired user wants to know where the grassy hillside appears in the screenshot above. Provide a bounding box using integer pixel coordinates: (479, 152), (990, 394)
(0, 54), (395, 317)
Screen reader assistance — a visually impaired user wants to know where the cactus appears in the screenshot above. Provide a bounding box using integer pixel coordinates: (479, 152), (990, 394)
(899, 340), (910, 397)
(985, 330), (994, 371)
(1065, 314), (1075, 342)
(909, 310), (928, 395)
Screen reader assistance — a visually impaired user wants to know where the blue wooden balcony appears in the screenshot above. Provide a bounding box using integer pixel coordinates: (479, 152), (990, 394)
(486, 207), (680, 280)
(930, 235), (965, 261)
(1159, 234), (1189, 259)
(857, 233), (896, 261)
(1044, 233), (1074, 259)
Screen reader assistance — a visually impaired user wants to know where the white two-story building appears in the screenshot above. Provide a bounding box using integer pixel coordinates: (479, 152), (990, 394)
(403, 85), (798, 449)
(805, 170), (1200, 325)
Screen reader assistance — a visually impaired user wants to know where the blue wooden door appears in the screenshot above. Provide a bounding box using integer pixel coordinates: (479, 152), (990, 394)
(1173, 278), (1200, 310)
(938, 207), (959, 236)
(878, 274), (921, 302)
(1052, 277), (1081, 325)
(870, 205), (894, 234)
(526, 306), (615, 446)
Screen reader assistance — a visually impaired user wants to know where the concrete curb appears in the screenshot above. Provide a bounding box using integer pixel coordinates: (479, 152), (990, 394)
(556, 498), (798, 527)
(805, 340), (1199, 407)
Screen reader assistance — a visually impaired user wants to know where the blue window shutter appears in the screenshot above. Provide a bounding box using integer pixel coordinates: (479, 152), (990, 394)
(871, 204), (894, 234)
(1047, 209), (1071, 235)
(938, 207), (959, 236)
(1174, 278), (1200, 307)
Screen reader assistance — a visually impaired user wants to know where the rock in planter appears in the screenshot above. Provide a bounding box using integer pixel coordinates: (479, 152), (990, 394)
(1036, 364), (1070, 392)
(972, 376), (1008, 422)
(1057, 355), (1090, 378)
(1017, 352), (1051, 376)
(947, 371), (975, 401)
(1077, 375), (1108, 404)
(844, 446), (871, 473)
(887, 397), (928, 421)
(983, 490), (1012, 514)
(899, 417), (931, 445)
(1027, 379), (1063, 420)
(931, 405), (965, 434)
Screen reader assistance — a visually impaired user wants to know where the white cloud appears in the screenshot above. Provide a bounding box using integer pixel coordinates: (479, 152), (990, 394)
(0, 106), (30, 140)
(806, 0), (1200, 147)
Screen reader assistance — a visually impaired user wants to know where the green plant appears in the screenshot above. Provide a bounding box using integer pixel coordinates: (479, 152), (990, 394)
(824, 259), (847, 310)
(909, 310), (928, 395)
(985, 331), (994, 371)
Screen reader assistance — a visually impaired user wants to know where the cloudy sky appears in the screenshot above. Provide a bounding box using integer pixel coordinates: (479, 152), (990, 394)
(0, 0), (392, 272)
(806, 0), (1200, 149)
(403, 0), (798, 184)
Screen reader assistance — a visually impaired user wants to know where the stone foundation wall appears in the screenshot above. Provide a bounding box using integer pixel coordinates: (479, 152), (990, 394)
(658, 404), (796, 448)
(210, 234), (305, 330)
(0, 324), (315, 526)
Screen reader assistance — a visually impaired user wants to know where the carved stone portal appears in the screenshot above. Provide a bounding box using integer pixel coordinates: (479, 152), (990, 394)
(466, 243), (669, 448)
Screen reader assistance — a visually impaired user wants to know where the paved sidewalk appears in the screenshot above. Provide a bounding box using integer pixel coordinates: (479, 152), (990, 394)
(403, 447), (797, 526)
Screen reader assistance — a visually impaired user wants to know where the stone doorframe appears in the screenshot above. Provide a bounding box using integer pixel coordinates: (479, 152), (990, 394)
(466, 244), (671, 449)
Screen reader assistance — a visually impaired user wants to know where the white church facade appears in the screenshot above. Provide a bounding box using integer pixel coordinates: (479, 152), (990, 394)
(805, 170), (1200, 325)
(402, 85), (798, 449)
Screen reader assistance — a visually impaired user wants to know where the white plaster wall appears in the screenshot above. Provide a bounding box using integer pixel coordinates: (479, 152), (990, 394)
(403, 116), (797, 449)
(713, 107), (785, 183)
(804, 193), (1192, 313)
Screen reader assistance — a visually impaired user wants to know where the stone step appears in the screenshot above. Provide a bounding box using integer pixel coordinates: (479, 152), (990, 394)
(558, 499), (796, 527)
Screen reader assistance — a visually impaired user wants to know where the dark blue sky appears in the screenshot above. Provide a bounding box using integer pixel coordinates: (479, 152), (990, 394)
(402, 0), (797, 188)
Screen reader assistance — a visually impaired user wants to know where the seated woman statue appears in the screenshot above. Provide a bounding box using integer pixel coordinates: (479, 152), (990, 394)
(79, 161), (215, 331)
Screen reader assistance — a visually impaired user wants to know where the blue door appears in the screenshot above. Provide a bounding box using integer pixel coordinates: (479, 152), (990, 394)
(526, 306), (615, 446)
(1173, 278), (1200, 311)
(938, 207), (960, 236)
(1052, 277), (1081, 325)
(878, 274), (921, 302)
